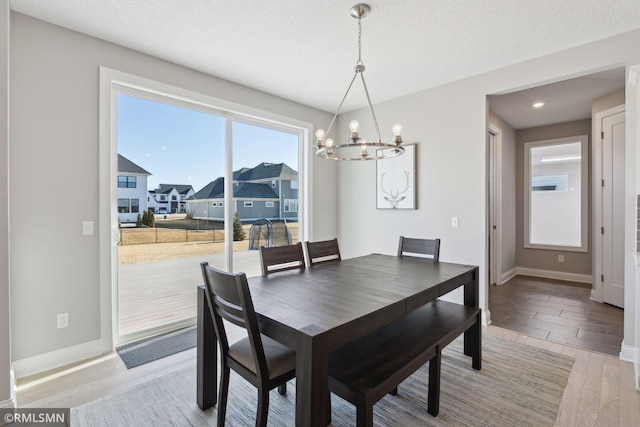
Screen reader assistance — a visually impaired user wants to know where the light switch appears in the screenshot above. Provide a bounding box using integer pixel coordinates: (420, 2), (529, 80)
(451, 217), (459, 228)
(83, 221), (94, 236)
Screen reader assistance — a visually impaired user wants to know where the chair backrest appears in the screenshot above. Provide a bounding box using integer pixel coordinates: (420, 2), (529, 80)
(305, 238), (341, 266)
(397, 236), (441, 261)
(200, 262), (268, 376)
(259, 242), (306, 275)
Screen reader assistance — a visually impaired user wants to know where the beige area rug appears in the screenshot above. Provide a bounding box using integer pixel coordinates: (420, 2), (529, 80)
(72, 334), (574, 426)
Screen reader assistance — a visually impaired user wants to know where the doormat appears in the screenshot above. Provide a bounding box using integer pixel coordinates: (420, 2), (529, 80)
(116, 326), (197, 369)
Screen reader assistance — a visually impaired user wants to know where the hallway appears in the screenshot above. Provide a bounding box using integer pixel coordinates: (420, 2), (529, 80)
(489, 275), (623, 356)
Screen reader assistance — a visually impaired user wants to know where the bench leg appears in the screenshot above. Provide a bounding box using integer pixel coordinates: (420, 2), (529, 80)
(428, 348), (441, 417)
(464, 313), (482, 371)
(388, 386), (398, 396)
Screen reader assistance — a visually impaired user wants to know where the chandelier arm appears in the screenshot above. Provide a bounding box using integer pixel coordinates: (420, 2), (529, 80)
(359, 71), (382, 143)
(323, 70), (360, 141)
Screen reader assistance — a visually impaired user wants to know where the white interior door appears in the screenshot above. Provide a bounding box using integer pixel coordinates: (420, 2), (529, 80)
(601, 110), (625, 308)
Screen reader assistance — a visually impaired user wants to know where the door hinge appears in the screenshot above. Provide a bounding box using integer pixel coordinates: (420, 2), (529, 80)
(601, 274), (604, 282)
(601, 179), (605, 187)
(601, 227), (604, 234)
(601, 131), (604, 139)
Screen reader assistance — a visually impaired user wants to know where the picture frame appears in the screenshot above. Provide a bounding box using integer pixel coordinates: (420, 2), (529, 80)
(376, 144), (416, 209)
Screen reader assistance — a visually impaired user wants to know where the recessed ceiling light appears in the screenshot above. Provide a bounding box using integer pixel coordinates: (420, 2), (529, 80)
(532, 102), (545, 108)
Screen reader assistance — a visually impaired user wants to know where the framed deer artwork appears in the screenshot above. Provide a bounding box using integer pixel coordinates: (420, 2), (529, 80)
(376, 143), (416, 209)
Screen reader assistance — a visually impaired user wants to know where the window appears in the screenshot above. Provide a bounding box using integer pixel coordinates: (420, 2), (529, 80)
(160, 195), (166, 201)
(219, 201), (223, 207)
(244, 201), (253, 207)
(118, 176), (137, 188)
(118, 198), (130, 213)
(211, 202), (218, 207)
(284, 199), (298, 212)
(271, 180), (276, 188)
(290, 180), (298, 190)
(524, 135), (588, 252)
(118, 198), (139, 213)
(171, 195), (177, 201)
(265, 201), (274, 207)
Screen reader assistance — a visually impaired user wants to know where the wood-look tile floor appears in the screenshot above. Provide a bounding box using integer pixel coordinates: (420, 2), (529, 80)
(489, 275), (624, 356)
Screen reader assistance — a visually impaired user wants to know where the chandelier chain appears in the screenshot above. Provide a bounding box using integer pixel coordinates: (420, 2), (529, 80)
(358, 16), (363, 63)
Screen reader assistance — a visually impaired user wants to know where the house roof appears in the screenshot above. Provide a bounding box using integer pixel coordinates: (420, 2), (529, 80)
(157, 184), (194, 195)
(234, 162), (297, 181)
(192, 178), (278, 200)
(118, 154), (151, 175)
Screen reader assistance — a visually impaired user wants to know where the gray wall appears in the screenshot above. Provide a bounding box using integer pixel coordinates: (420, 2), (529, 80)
(488, 112), (517, 279)
(515, 119), (592, 276)
(9, 12), (334, 363)
(0, 1), (10, 405)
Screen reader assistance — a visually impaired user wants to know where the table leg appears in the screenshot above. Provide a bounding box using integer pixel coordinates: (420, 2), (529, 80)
(463, 267), (480, 360)
(295, 332), (329, 427)
(197, 285), (217, 410)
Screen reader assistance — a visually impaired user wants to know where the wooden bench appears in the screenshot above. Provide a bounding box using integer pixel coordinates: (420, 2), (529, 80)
(328, 300), (481, 427)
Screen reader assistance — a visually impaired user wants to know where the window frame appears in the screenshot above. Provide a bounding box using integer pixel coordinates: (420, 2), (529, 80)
(524, 134), (588, 252)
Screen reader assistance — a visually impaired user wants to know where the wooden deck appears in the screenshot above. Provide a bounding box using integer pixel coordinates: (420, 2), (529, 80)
(117, 250), (261, 337)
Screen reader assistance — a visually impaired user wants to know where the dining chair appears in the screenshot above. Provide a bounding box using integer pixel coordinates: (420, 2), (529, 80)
(200, 262), (296, 427)
(397, 236), (441, 261)
(304, 238), (342, 266)
(259, 242), (306, 275)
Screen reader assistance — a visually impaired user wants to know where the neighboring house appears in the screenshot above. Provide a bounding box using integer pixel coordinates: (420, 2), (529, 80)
(188, 162), (298, 221)
(117, 154), (151, 224)
(149, 184), (195, 214)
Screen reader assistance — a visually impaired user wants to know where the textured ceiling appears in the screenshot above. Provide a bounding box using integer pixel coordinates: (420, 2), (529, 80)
(9, 0), (640, 114)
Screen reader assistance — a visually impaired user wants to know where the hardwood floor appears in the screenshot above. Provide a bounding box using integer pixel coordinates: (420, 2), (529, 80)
(14, 325), (640, 426)
(489, 275), (624, 356)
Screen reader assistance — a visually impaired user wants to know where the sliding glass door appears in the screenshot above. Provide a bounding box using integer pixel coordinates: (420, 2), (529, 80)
(106, 75), (307, 345)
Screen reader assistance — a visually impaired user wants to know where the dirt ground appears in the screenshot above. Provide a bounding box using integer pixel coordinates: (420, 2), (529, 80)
(118, 223), (298, 264)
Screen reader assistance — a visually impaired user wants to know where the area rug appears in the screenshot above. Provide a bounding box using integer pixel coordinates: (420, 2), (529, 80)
(74, 334), (573, 426)
(116, 326), (196, 369)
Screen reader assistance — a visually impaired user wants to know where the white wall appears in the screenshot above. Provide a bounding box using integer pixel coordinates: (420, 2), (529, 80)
(336, 28), (640, 353)
(0, 0), (11, 406)
(9, 12), (334, 368)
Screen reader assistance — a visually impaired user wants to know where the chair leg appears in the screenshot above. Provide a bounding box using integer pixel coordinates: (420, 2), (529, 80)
(256, 387), (270, 427)
(326, 391), (332, 425)
(277, 382), (287, 395)
(428, 349), (441, 417)
(217, 367), (230, 427)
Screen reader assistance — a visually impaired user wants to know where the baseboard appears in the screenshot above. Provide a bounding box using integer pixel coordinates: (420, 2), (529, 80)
(483, 309), (491, 326)
(500, 268), (517, 284)
(11, 338), (107, 379)
(619, 341), (640, 390)
(516, 267), (592, 284)
(0, 397), (15, 408)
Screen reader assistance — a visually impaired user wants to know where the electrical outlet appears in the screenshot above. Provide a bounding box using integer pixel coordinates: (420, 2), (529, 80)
(558, 255), (565, 263)
(57, 312), (69, 329)
(451, 217), (459, 228)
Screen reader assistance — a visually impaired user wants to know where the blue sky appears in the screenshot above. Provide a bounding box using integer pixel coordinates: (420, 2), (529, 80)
(117, 94), (299, 192)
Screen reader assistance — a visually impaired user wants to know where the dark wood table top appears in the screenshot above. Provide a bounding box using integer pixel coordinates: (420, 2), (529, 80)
(247, 253), (477, 350)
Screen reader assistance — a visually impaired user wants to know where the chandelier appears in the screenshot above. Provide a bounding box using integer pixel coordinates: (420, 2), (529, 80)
(315, 4), (404, 161)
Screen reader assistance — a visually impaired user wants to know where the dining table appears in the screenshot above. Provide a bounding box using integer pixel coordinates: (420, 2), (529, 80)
(196, 253), (480, 427)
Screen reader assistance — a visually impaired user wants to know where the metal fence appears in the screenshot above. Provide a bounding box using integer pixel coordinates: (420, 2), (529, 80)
(120, 228), (224, 245)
